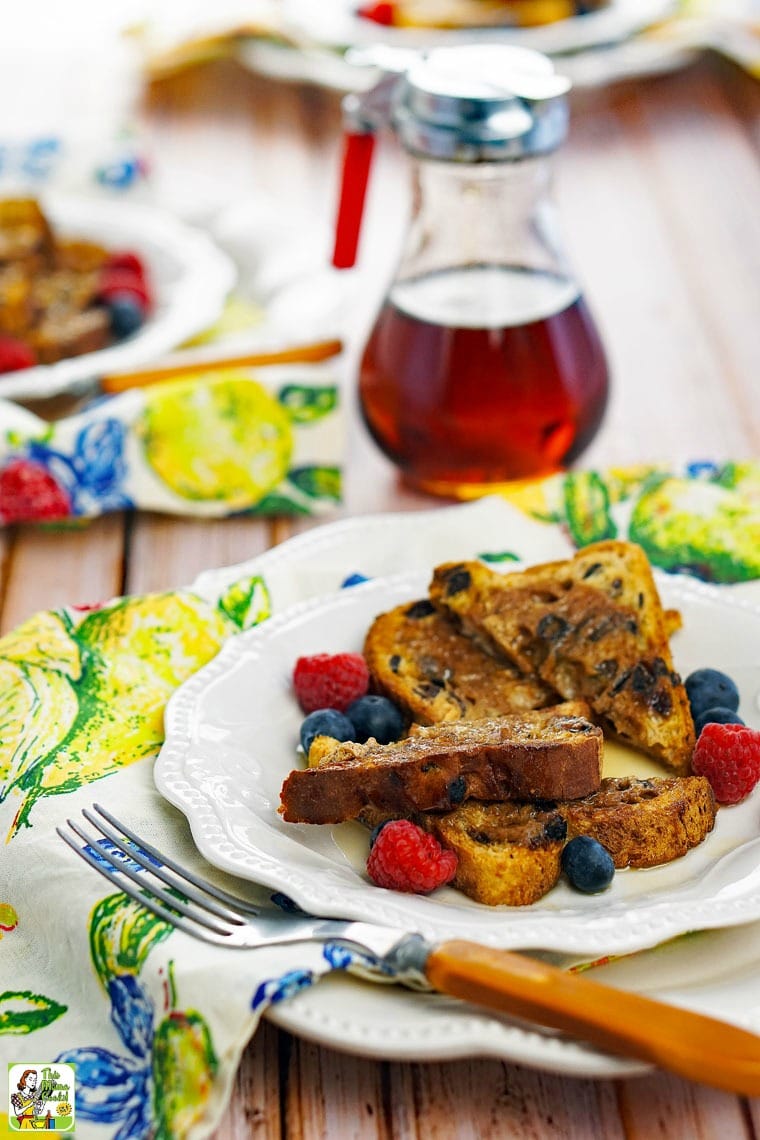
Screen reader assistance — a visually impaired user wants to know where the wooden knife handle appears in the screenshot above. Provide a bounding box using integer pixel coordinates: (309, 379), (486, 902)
(425, 939), (760, 1095)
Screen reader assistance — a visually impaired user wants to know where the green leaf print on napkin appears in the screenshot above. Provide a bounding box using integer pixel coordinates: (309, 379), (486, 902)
(562, 471), (617, 546)
(249, 466), (342, 515)
(0, 659), (79, 804)
(477, 550), (521, 563)
(278, 383), (338, 424)
(629, 474), (760, 583)
(714, 460), (760, 502)
(90, 892), (176, 991)
(0, 990), (67, 1035)
(289, 465), (341, 502)
(218, 574), (271, 631)
(248, 492), (312, 516)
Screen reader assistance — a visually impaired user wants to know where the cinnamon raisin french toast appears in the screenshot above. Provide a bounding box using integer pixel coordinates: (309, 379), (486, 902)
(430, 542), (695, 774)
(420, 801), (568, 906)
(416, 772), (715, 905)
(562, 775), (716, 868)
(279, 708), (603, 824)
(363, 598), (555, 724)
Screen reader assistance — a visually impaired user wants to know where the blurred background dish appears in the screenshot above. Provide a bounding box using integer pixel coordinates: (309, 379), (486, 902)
(0, 195), (236, 401)
(237, 0), (693, 91)
(279, 0), (676, 53)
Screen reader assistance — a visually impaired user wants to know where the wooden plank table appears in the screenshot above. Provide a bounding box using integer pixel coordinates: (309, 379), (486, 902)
(3, 48), (760, 1140)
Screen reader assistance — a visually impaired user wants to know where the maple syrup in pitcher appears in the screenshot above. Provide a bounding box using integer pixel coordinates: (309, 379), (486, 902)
(332, 45), (610, 496)
(359, 263), (609, 492)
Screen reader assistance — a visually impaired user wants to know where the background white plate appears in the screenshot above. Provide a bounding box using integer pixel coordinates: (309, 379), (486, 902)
(242, 0), (686, 92)
(281, 0), (676, 55)
(0, 195), (236, 401)
(156, 568), (760, 958)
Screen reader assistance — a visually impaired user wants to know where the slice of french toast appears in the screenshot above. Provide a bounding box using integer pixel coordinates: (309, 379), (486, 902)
(430, 542), (695, 774)
(562, 775), (716, 868)
(420, 801), (568, 906)
(363, 597), (555, 724)
(415, 772), (715, 905)
(279, 708), (603, 824)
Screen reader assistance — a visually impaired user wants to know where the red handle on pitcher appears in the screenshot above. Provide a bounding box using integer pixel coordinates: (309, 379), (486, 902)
(332, 131), (377, 269)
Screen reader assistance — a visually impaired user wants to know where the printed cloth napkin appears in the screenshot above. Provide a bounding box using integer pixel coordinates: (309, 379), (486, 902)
(1, 460), (760, 1139)
(0, 358), (343, 524)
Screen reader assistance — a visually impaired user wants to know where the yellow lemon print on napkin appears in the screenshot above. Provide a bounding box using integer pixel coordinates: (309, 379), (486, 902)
(138, 373), (293, 508)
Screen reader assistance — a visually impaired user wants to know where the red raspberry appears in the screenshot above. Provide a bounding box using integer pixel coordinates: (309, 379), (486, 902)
(357, 2), (395, 24)
(292, 652), (369, 714)
(97, 268), (152, 313)
(692, 722), (760, 804)
(104, 250), (147, 279)
(0, 460), (71, 523)
(0, 336), (37, 374)
(367, 820), (458, 894)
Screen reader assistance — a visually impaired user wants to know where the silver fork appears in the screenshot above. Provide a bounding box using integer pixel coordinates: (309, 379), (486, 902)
(59, 804), (760, 1097)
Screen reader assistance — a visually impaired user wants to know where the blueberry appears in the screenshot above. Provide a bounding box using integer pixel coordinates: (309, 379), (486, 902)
(299, 708), (355, 753)
(561, 836), (615, 894)
(685, 668), (740, 719)
(346, 694), (404, 744)
(341, 572), (370, 588)
(369, 820), (391, 848)
(693, 706), (745, 736)
(106, 293), (145, 339)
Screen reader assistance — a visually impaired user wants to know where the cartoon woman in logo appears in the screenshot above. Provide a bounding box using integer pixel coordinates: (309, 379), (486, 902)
(10, 1069), (49, 1130)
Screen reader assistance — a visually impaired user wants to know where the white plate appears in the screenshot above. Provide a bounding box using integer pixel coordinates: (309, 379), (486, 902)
(264, 917), (760, 1076)
(156, 568), (760, 958)
(280, 0), (675, 55)
(0, 195), (236, 401)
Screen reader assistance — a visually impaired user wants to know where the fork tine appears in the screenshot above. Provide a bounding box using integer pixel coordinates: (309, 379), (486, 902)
(81, 807), (250, 925)
(60, 817), (239, 938)
(92, 802), (263, 916)
(57, 826), (235, 947)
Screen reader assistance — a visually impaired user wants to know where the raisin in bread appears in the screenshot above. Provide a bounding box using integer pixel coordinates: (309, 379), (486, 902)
(280, 708), (603, 824)
(363, 598), (555, 724)
(430, 542), (695, 774)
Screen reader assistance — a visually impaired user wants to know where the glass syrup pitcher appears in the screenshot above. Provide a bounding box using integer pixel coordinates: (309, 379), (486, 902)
(332, 45), (610, 497)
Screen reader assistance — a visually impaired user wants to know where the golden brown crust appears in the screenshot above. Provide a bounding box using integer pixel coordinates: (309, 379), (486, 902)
(363, 598), (555, 724)
(421, 801), (566, 906)
(280, 709), (603, 824)
(430, 542), (696, 774)
(562, 775), (716, 868)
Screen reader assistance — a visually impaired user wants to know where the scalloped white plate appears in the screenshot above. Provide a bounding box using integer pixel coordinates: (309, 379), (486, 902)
(156, 568), (760, 958)
(0, 195), (236, 401)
